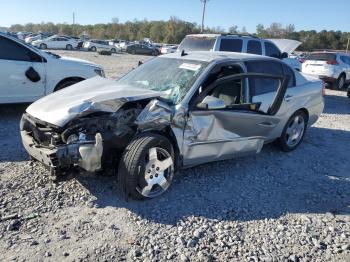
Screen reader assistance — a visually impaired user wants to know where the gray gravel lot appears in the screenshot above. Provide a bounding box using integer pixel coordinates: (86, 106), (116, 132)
(0, 51), (349, 261)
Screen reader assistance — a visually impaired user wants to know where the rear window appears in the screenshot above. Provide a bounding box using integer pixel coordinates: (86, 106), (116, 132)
(219, 39), (243, 52)
(178, 36), (216, 52)
(306, 53), (336, 61)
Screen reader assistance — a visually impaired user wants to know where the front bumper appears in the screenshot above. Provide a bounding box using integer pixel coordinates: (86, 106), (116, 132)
(20, 130), (79, 170)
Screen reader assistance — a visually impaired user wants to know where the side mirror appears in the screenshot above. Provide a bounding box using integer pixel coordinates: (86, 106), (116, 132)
(280, 52), (288, 59)
(197, 95), (226, 110)
(138, 61), (143, 66)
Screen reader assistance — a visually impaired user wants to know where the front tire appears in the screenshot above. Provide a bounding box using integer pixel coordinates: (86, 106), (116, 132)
(111, 48), (116, 53)
(54, 79), (83, 92)
(335, 74), (346, 90)
(90, 46), (97, 52)
(277, 111), (308, 152)
(40, 43), (47, 49)
(118, 133), (175, 200)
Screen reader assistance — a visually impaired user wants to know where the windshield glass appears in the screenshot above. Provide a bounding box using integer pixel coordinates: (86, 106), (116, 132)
(118, 57), (208, 104)
(306, 53), (336, 61)
(178, 36), (216, 52)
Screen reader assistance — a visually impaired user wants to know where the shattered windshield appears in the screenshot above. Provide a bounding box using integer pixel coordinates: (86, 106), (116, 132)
(118, 57), (208, 104)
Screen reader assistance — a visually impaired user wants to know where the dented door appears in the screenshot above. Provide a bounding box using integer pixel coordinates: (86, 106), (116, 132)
(181, 74), (288, 167)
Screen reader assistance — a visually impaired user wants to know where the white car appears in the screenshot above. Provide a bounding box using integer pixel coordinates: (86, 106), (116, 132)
(32, 35), (78, 50)
(83, 40), (120, 53)
(0, 33), (105, 104)
(160, 45), (178, 54)
(302, 52), (350, 89)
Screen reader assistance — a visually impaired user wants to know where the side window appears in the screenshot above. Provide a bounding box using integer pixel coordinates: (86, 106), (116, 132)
(0, 36), (31, 61)
(246, 60), (283, 75)
(247, 40), (262, 55)
(264, 42), (281, 58)
(249, 77), (280, 97)
(219, 39), (243, 52)
(245, 61), (283, 107)
(283, 64), (296, 88)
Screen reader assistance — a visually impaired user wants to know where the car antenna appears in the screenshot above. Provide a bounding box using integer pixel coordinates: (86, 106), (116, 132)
(181, 50), (188, 56)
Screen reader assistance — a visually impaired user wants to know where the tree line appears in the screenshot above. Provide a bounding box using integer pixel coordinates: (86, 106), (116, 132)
(6, 18), (350, 51)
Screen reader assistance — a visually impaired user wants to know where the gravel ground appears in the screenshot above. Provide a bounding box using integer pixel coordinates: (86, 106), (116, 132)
(0, 51), (349, 261)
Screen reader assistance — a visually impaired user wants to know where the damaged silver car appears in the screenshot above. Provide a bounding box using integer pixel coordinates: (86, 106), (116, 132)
(20, 51), (324, 199)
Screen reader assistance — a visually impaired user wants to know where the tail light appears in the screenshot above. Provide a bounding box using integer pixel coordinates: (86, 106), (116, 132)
(326, 60), (338, 65)
(322, 81), (326, 96)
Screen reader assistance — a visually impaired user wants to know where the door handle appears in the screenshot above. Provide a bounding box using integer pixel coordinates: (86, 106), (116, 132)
(257, 122), (276, 127)
(284, 94), (293, 102)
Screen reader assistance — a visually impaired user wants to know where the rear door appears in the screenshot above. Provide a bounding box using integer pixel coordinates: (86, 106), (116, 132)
(182, 62), (288, 166)
(0, 36), (46, 103)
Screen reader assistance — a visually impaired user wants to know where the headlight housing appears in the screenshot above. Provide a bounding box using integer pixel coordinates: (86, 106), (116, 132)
(94, 68), (105, 77)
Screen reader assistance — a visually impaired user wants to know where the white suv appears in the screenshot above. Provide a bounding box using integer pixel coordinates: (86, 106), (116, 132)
(302, 52), (350, 90)
(0, 33), (105, 104)
(178, 34), (301, 71)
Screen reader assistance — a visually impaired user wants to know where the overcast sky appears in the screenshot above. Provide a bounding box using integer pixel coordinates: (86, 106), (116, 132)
(1, 0), (349, 32)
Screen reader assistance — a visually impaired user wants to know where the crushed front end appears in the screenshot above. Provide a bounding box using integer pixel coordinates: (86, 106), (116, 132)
(20, 107), (142, 175)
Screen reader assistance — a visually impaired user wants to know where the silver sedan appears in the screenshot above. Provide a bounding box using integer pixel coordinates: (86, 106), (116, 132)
(20, 51), (324, 199)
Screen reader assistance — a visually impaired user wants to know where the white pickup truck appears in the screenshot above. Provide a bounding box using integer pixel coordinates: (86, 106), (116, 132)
(0, 33), (105, 104)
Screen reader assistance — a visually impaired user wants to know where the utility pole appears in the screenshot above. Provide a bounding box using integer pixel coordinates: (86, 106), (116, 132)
(347, 37), (350, 53)
(73, 12), (76, 36)
(200, 0), (209, 33)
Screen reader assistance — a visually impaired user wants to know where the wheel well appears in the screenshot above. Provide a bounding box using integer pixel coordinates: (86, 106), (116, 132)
(339, 72), (346, 79)
(298, 108), (309, 123)
(54, 77), (85, 92)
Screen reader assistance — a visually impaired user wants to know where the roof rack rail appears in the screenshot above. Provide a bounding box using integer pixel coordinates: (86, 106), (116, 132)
(220, 33), (259, 39)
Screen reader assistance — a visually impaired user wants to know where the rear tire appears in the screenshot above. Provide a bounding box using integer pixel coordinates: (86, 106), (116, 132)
(91, 46), (97, 52)
(117, 133), (175, 200)
(335, 74), (346, 90)
(277, 111), (308, 152)
(66, 44), (73, 50)
(111, 48), (116, 53)
(132, 50), (136, 55)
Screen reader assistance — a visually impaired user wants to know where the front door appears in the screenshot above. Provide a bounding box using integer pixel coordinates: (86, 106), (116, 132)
(182, 73), (288, 166)
(0, 36), (46, 103)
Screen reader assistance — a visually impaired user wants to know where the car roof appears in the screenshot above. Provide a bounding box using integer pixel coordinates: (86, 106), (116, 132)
(162, 51), (280, 63)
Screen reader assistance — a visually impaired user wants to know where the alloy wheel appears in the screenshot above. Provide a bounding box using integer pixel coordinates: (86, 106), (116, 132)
(137, 147), (174, 198)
